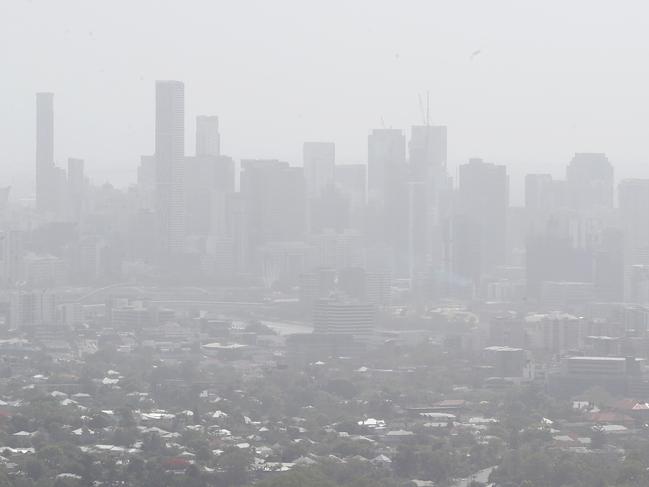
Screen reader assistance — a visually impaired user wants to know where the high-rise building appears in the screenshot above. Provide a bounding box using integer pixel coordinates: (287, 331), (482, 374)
(240, 160), (307, 270)
(409, 124), (447, 181)
(155, 80), (186, 253)
(334, 164), (366, 231)
(525, 234), (593, 299)
(196, 115), (220, 157)
(67, 158), (85, 222)
(525, 174), (566, 211)
(367, 129), (406, 205)
(368, 129), (408, 269)
(407, 181), (428, 278)
(594, 228), (624, 302)
(408, 125), (452, 278)
(35, 92), (55, 213)
(309, 185), (350, 234)
(184, 154), (235, 236)
(303, 142), (335, 197)
(566, 153), (614, 211)
(137, 155), (157, 211)
(618, 179), (649, 301)
(619, 179), (649, 263)
(524, 174), (569, 239)
(454, 158), (509, 285)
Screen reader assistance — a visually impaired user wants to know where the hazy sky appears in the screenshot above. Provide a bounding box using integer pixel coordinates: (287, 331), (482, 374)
(3, 0), (649, 203)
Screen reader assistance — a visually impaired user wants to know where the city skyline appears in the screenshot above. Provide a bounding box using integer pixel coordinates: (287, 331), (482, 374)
(6, 4), (649, 486)
(15, 80), (646, 207)
(3, 80), (649, 208)
(6, 1), (649, 202)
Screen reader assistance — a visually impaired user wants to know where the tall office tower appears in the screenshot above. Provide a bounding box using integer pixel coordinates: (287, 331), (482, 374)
(73, 234), (108, 283)
(67, 158), (85, 222)
(367, 129), (406, 205)
(309, 185), (350, 234)
(619, 179), (649, 262)
(524, 174), (568, 211)
(196, 115), (220, 156)
(409, 124), (447, 181)
(566, 153), (614, 211)
(35, 93), (55, 213)
(335, 164), (366, 231)
(594, 228), (625, 302)
(408, 125), (449, 278)
(407, 181), (428, 279)
(454, 158), (509, 286)
(525, 233), (593, 298)
(524, 174), (568, 238)
(367, 129), (408, 272)
(335, 164), (366, 203)
(225, 193), (248, 275)
(137, 155), (157, 211)
(155, 80), (186, 253)
(240, 160), (307, 270)
(184, 154), (235, 236)
(303, 142), (335, 197)
(618, 179), (649, 300)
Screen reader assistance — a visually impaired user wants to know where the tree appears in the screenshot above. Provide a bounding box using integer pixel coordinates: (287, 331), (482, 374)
(218, 448), (252, 486)
(23, 458), (47, 481)
(590, 426), (606, 450)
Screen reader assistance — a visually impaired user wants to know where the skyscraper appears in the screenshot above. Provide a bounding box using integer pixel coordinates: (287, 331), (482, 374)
(155, 80), (186, 253)
(407, 125), (449, 279)
(67, 158), (85, 222)
(619, 179), (649, 263)
(454, 158), (509, 285)
(334, 164), (366, 232)
(367, 129), (408, 272)
(303, 142), (335, 197)
(240, 160), (307, 271)
(35, 92), (55, 213)
(196, 115), (220, 156)
(409, 124), (447, 181)
(566, 152), (614, 211)
(367, 128), (406, 206)
(184, 154), (235, 236)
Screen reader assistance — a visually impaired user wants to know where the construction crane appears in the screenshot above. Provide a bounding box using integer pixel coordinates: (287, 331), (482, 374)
(417, 91), (431, 126)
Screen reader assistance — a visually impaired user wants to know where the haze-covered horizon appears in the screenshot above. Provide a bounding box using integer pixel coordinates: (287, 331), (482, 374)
(6, 4), (649, 485)
(4, 0), (649, 204)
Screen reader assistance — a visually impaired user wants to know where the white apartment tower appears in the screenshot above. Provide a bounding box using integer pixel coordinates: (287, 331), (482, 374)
(155, 80), (186, 253)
